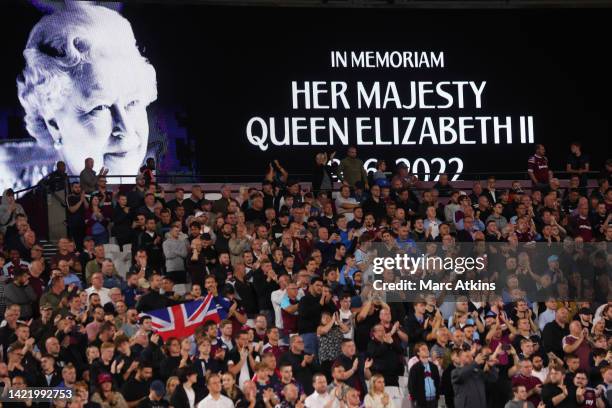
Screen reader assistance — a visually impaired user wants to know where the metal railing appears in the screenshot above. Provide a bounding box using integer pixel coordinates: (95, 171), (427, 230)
(11, 169), (600, 199)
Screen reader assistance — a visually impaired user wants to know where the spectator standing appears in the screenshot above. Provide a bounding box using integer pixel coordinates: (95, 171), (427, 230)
(511, 359), (542, 408)
(86, 194), (110, 245)
(163, 225), (189, 286)
(561, 321), (591, 371)
(4, 269), (36, 320)
(451, 349), (499, 408)
(542, 307), (570, 360)
(312, 152), (336, 196)
(566, 142), (590, 188)
(298, 277), (327, 355)
(408, 342), (441, 408)
(366, 324), (404, 407)
(112, 193), (133, 249)
(528, 144), (551, 189)
(80, 158), (104, 194)
(338, 147), (368, 189)
(67, 182), (89, 251)
(197, 373), (233, 408)
(541, 366), (574, 408)
(304, 373), (332, 408)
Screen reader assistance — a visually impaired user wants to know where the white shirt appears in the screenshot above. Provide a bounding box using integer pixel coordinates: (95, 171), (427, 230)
(220, 336), (234, 351)
(335, 196), (358, 221)
(184, 385), (195, 408)
(538, 309), (556, 332)
(593, 303), (607, 326)
(271, 288), (286, 330)
(197, 393), (233, 408)
(305, 391), (333, 408)
(85, 286), (111, 306)
(228, 356), (251, 388)
(338, 308), (354, 339)
(532, 367), (549, 384)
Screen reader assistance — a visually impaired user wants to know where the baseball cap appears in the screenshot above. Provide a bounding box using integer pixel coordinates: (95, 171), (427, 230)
(40, 303), (53, 310)
(150, 380), (165, 397)
(97, 373), (112, 385)
(201, 233), (212, 241)
(547, 255), (559, 263)
(578, 307), (592, 315)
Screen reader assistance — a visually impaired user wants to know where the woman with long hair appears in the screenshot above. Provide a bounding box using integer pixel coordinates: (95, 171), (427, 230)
(364, 374), (395, 408)
(164, 376), (180, 404)
(317, 310), (350, 378)
(159, 337), (185, 382)
(221, 371), (244, 405)
(85, 194), (109, 245)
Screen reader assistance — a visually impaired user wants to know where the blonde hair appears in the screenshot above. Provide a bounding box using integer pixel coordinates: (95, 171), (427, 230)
(315, 152), (328, 165)
(368, 373), (385, 397)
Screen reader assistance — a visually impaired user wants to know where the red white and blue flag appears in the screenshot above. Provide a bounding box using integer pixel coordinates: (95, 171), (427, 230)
(139, 294), (229, 340)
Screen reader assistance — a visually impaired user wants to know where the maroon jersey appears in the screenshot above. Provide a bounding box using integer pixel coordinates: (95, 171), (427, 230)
(511, 374), (542, 407)
(281, 297), (299, 336)
(572, 215), (594, 242)
(528, 154), (550, 183)
(262, 343), (288, 361)
(578, 387), (597, 407)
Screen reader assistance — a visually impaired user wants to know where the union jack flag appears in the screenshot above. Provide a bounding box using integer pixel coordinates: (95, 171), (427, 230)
(139, 294), (229, 340)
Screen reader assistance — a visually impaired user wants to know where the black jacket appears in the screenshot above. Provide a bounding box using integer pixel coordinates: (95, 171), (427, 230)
(233, 278), (258, 316)
(278, 351), (320, 395)
(135, 231), (163, 272)
(111, 205), (133, 246)
(405, 313), (428, 350)
(170, 384), (205, 408)
(136, 290), (173, 313)
(297, 293), (323, 334)
(312, 163), (335, 195)
(252, 268), (279, 311)
(366, 339), (404, 387)
(408, 360), (441, 406)
(542, 321), (569, 359)
(36, 371), (62, 388)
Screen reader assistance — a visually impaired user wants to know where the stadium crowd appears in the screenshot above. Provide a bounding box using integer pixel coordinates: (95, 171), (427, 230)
(0, 143), (610, 408)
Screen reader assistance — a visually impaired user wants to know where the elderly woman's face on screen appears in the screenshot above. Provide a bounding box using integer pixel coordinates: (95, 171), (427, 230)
(53, 56), (150, 175)
(18, 5), (157, 178)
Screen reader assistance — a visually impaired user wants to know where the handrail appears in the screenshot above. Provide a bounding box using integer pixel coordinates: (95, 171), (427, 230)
(11, 169), (601, 198)
(59, 170), (599, 179)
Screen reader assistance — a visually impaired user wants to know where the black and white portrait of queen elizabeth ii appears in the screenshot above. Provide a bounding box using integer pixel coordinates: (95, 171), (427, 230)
(0, 2), (158, 190)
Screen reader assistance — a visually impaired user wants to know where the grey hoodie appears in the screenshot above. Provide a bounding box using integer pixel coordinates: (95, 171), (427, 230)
(162, 236), (188, 272)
